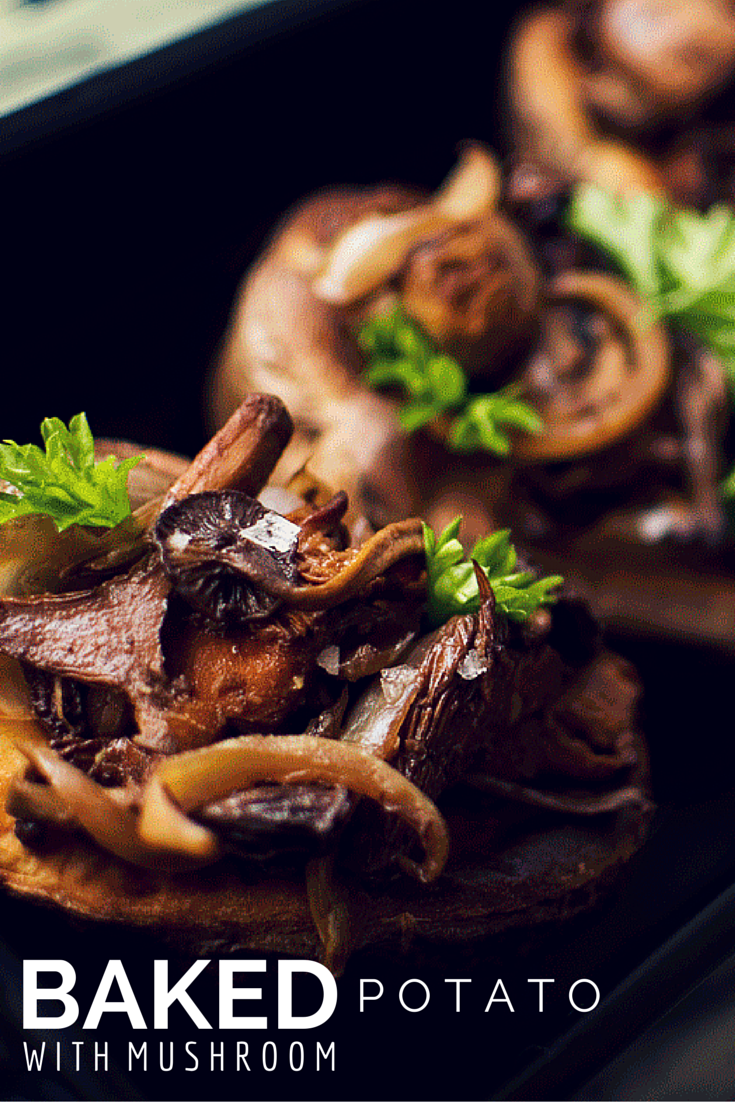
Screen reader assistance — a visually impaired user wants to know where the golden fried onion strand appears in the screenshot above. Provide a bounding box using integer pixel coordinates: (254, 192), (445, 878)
(138, 735), (449, 884)
(11, 721), (221, 871)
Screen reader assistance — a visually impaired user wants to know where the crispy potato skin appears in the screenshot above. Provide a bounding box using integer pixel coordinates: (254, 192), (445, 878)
(0, 714), (651, 959)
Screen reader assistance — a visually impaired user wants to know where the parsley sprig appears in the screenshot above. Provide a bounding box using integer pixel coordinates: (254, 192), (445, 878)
(358, 307), (543, 456)
(0, 413), (143, 531)
(423, 518), (563, 628)
(567, 184), (735, 390)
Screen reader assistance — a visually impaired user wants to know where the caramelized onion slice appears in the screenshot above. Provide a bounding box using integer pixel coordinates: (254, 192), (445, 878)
(0, 655), (35, 720)
(138, 735), (449, 884)
(514, 270), (671, 462)
(12, 723), (220, 871)
(313, 144), (501, 304)
(0, 514), (110, 598)
(340, 665), (423, 759)
(6, 774), (77, 827)
(306, 855), (355, 977)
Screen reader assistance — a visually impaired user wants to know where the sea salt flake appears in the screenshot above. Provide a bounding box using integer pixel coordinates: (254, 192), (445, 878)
(458, 649), (488, 681)
(167, 530), (191, 551)
(380, 665), (418, 705)
(316, 645), (341, 676)
(241, 512), (300, 553)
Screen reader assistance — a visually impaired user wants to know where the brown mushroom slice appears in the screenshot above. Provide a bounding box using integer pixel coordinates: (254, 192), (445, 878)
(196, 783), (353, 862)
(313, 144), (501, 305)
(0, 560), (200, 753)
(0, 559), (169, 688)
(513, 271), (671, 463)
(465, 774), (650, 816)
(137, 735), (450, 884)
(658, 343), (729, 544)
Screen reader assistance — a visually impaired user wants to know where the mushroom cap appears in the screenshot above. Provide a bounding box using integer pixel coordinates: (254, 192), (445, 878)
(154, 491), (302, 625)
(596, 0), (735, 111)
(400, 213), (540, 378)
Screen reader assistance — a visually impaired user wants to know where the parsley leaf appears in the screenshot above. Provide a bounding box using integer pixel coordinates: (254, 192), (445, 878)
(722, 466), (735, 500)
(449, 391), (544, 456)
(423, 518), (563, 628)
(0, 413), (143, 531)
(567, 185), (665, 302)
(567, 183), (735, 391)
(359, 307), (542, 453)
(359, 307), (467, 431)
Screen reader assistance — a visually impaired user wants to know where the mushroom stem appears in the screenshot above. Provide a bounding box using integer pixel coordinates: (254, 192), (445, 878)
(277, 518), (426, 609)
(164, 394), (294, 507)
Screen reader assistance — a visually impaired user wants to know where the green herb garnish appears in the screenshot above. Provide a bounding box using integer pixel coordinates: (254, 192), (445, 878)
(0, 413), (143, 531)
(423, 518), (563, 628)
(358, 307), (542, 454)
(567, 183), (735, 391)
(449, 390), (544, 456)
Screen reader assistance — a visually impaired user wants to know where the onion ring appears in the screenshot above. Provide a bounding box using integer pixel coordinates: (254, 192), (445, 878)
(514, 270), (671, 462)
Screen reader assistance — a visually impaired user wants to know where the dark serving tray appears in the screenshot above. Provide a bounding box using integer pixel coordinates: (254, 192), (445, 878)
(1, 2), (735, 1099)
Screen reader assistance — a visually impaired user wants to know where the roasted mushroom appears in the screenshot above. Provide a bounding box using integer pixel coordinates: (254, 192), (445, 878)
(211, 147), (733, 648)
(506, 0), (735, 204)
(212, 145), (540, 505)
(0, 393), (650, 966)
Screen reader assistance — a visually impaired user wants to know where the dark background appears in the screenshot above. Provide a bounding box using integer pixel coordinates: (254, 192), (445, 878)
(0, 0), (521, 455)
(2, 1), (735, 1098)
